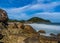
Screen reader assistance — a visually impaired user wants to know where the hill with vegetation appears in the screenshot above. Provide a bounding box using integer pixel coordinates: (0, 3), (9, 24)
(8, 17), (51, 23)
(27, 17), (51, 23)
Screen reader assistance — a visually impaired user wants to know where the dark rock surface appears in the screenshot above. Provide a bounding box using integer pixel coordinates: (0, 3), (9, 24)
(0, 9), (8, 28)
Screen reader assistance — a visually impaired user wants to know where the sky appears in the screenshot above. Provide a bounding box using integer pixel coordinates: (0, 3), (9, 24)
(0, 0), (60, 23)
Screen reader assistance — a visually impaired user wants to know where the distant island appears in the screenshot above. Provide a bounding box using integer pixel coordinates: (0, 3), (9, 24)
(8, 17), (51, 23)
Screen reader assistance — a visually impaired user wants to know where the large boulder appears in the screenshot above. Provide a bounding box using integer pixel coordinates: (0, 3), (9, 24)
(0, 9), (8, 27)
(0, 9), (8, 22)
(24, 25), (36, 34)
(17, 23), (24, 29)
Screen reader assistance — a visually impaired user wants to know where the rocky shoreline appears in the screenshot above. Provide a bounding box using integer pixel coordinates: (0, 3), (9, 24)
(0, 9), (60, 43)
(0, 22), (40, 43)
(0, 22), (60, 43)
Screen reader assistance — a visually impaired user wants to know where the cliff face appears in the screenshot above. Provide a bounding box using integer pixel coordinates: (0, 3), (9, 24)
(0, 22), (39, 43)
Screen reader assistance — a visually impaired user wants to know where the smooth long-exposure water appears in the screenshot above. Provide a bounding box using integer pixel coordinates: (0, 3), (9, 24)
(28, 23), (60, 36)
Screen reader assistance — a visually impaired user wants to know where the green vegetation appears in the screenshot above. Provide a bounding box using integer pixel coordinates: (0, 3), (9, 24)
(8, 17), (51, 23)
(8, 19), (20, 22)
(27, 17), (51, 23)
(8, 19), (25, 23)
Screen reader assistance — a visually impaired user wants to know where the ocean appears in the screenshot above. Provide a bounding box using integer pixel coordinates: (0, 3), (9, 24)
(28, 23), (60, 36)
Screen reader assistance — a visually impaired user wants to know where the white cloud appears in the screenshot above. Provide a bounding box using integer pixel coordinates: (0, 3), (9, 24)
(32, 12), (60, 22)
(4, 5), (31, 19)
(3, 0), (60, 22)
(5, 0), (60, 13)
(30, 1), (60, 12)
(5, 5), (31, 13)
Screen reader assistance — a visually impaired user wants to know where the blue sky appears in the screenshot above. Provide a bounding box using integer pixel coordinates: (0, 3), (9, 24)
(0, 0), (60, 23)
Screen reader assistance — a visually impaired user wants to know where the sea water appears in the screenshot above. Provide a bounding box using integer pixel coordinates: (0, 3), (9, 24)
(28, 23), (60, 36)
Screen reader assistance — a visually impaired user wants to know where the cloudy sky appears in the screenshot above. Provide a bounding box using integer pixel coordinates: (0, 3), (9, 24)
(0, 0), (60, 23)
